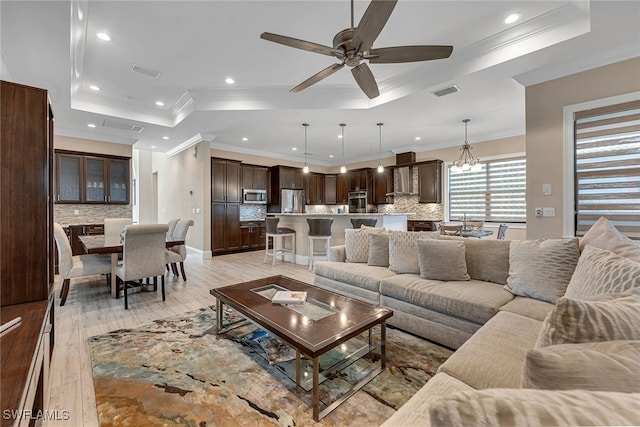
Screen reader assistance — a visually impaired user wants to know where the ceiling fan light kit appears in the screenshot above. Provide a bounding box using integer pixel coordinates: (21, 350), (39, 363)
(450, 119), (482, 173)
(260, 0), (453, 99)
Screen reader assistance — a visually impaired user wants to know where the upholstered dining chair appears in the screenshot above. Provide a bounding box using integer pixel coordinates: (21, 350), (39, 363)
(167, 218), (180, 239)
(497, 224), (509, 240)
(439, 224), (463, 236)
(104, 218), (133, 245)
(53, 223), (112, 306)
(165, 219), (194, 281)
(115, 224), (169, 310)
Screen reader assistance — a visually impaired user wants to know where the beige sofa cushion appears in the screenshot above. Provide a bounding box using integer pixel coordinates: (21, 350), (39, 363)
(463, 238), (511, 285)
(499, 297), (554, 321)
(523, 340), (640, 392)
(313, 261), (396, 293)
(564, 245), (640, 299)
(417, 239), (470, 281)
(506, 238), (579, 304)
(428, 389), (640, 427)
(367, 232), (389, 267)
(344, 227), (385, 263)
(389, 230), (439, 274)
(380, 275), (513, 324)
(437, 311), (541, 389)
(536, 288), (640, 347)
(579, 216), (640, 262)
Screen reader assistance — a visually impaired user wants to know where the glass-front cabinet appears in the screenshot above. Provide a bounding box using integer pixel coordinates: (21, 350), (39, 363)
(54, 150), (130, 204)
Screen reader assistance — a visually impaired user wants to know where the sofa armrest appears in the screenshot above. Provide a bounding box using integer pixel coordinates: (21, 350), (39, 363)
(328, 245), (346, 262)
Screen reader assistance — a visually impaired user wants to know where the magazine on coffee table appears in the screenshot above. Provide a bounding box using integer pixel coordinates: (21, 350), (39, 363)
(272, 290), (307, 305)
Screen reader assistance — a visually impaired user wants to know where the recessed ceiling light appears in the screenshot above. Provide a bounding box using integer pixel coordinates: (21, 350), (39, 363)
(155, 101), (164, 106)
(96, 32), (111, 41)
(87, 123), (96, 128)
(415, 136), (421, 141)
(225, 77), (235, 84)
(162, 136), (170, 140)
(150, 145), (157, 149)
(338, 135), (343, 139)
(89, 85), (100, 91)
(242, 137), (248, 141)
(292, 147), (297, 151)
(504, 13), (520, 24)
(329, 154), (334, 158)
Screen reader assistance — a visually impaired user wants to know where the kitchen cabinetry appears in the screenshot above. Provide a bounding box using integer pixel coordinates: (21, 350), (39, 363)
(349, 169), (368, 192)
(324, 175), (337, 205)
(55, 150), (130, 204)
(336, 173), (350, 205)
(304, 173), (325, 205)
(239, 221), (265, 250)
(408, 220), (441, 232)
(418, 160), (443, 204)
(212, 203), (241, 254)
(370, 168), (394, 204)
(212, 158), (241, 203)
(242, 164), (268, 190)
(273, 165), (303, 189)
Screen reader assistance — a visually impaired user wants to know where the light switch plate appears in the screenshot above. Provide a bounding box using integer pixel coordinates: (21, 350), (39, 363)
(543, 207), (556, 217)
(543, 184), (552, 196)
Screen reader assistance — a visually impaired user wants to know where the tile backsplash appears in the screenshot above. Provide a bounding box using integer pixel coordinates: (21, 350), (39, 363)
(239, 204), (267, 220)
(55, 204), (132, 227)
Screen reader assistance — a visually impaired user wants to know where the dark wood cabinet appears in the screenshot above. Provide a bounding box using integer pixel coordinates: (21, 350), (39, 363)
(349, 169), (368, 192)
(212, 158), (241, 203)
(408, 220), (441, 232)
(55, 150), (130, 204)
(240, 221), (265, 250)
(212, 202), (240, 254)
(304, 173), (325, 205)
(324, 175), (337, 205)
(336, 173), (350, 205)
(1, 81), (53, 306)
(370, 168), (394, 204)
(418, 160), (443, 204)
(242, 165), (268, 190)
(278, 166), (304, 189)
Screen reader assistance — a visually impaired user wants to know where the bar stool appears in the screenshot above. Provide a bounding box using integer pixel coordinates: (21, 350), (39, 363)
(264, 217), (296, 266)
(350, 218), (377, 228)
(307, 218), (333, 271)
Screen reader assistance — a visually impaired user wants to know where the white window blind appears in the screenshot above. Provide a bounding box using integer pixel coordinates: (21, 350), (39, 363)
(448, 157), (526, 223)
(574, 100), (640, 240)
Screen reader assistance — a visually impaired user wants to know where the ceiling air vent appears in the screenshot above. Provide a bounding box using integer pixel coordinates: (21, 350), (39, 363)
(131, 64), (161, 78)
(102, 119), (145, 133)
(432, 85), (460, 97)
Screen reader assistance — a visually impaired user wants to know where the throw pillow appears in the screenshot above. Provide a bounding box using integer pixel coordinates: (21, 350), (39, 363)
(579, 216), (640, 262)
(417, 239), (470, 281)
(344, 227), (385, 263)
(388, 230), (440, 274)
(522, 340), (640, 393)
(564, 245), (640, 299)
(367, 232), (389, 267)
(428, 389), (640, 427)
(535, 288), (640, 348)
(463, 239), (511, 285)
(506, 238), (580, 304)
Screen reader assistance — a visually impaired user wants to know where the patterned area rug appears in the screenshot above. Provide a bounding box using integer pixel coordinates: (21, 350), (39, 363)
(88, 306), (452, 426)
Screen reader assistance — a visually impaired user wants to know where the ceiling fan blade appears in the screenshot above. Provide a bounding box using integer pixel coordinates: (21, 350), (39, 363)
(260, 32), (343, 57)
(352, 0), (398, 53)
(290, 63), (345, 93)
(367, 45), (453, 63)
(351, 63), (380, 99)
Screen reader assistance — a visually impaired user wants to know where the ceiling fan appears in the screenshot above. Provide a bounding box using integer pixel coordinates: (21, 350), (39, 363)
(260, 0), (453, 99)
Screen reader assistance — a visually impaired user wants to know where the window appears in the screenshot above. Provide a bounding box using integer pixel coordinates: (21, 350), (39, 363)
(574, 100), (640, 240)
(448, 156), (526, 223)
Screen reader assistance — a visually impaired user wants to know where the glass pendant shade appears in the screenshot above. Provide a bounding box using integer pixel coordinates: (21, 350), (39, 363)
(377, 122), (384, 173)
(302, 123), (309, 174)
(340, 123), (347, 173)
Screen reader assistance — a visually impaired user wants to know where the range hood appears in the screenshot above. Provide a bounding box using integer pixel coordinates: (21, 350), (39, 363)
(387, 152), (417, 196)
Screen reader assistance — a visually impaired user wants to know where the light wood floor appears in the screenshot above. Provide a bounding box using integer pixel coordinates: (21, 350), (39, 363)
(46, 250), (314, 427)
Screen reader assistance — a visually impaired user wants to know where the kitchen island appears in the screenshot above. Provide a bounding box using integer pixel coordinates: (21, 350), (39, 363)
(269, 213), (409, 266)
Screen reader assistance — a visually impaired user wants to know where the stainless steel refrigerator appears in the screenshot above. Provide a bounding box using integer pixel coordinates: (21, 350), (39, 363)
(281, 189), (305, 213)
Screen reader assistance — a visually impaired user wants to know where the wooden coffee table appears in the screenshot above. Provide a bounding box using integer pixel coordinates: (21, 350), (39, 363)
(210, 275), (393, 421)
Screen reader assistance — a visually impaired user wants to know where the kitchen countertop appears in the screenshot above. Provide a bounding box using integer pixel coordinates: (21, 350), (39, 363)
(271, 213), (413, 216)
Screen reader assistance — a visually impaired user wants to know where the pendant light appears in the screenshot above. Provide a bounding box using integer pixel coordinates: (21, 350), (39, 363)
(450, 119), (481, 172)
(302, 123), (310, 174)
(339, 123), (347, 174)
(376, 122), (384, 173)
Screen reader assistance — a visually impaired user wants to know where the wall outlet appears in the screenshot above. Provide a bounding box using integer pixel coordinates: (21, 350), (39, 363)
(542, 184), (552, 196)
(73, 209), (79, 216)
(535, 207), (543, 217)
(543, 207), (556, 217)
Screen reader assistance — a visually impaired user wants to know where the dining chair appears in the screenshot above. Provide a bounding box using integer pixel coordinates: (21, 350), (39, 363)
(167, 218), (180, 239)
(165, 219), (194, 281)
(115, 224), (169, 310)
(53, 223), (112, 306)
(104, 218), (133, 245)
(439, 224), (463, 236)
(497, 224), (509, 240)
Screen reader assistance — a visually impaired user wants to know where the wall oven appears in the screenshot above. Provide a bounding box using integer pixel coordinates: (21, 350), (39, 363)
(348, 191), (367, 213)
(242, 189), (267, 204)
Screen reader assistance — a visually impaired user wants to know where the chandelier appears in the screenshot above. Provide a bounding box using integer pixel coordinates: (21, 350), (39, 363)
(450, 119), (481, 172)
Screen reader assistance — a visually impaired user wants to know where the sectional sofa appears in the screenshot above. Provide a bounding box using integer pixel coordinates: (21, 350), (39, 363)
(312, 217), (640, 426)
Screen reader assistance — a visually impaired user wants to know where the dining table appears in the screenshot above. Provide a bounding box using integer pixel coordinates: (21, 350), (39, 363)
(460, 230), (494, 238)
(79, 234), (184, 298)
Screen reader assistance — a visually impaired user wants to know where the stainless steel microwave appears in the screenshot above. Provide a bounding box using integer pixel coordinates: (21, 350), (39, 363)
(242, 189), (267, 204)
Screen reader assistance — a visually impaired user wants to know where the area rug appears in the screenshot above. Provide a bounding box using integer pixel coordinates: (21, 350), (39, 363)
(88, 306), (452, 426)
